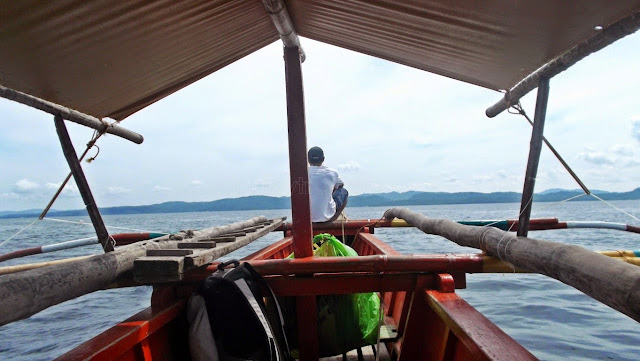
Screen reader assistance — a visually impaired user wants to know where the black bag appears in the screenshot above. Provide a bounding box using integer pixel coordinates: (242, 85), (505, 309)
(197, 260), (291, 361)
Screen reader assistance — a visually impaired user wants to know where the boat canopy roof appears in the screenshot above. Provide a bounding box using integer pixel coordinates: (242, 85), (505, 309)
(1, 0), (639, 120)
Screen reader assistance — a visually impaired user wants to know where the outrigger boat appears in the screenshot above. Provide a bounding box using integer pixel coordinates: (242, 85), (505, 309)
(1, 1), (640, 360)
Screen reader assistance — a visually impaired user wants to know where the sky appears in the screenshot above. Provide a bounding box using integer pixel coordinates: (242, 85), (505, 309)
(1, 33), (640, 212)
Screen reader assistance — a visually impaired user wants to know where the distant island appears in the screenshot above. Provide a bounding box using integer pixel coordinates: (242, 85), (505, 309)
(1, 188), (638, 219)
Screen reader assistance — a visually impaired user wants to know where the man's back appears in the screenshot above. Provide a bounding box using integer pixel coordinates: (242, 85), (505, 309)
(308, 165), (342, 222)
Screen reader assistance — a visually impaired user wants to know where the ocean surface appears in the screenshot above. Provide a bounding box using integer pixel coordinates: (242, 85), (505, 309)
(0, 201), (639, 360)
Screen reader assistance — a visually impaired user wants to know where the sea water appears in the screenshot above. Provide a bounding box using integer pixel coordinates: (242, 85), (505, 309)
(0, 201), (639, 360)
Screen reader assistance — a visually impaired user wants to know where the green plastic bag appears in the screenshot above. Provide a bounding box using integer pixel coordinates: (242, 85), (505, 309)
(288, 234), (381, 356)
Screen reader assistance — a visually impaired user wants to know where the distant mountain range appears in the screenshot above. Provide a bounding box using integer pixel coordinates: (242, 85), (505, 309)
(1, 188), (638, 219)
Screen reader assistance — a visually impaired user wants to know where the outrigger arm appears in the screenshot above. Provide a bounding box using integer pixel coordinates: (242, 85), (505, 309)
(54, 115), (113, 252)
(485, 11), (640, 118)
(0, 85), (143, 144)
(517, 77), (550, 237)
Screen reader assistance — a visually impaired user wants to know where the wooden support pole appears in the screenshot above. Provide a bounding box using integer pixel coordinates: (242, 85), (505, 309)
(283, 45), (318, 361)
(384, 207), (640, 322)
(284, 46), (313, 259)
(54, 115), (113, 252)
(517, 77), (550, 237)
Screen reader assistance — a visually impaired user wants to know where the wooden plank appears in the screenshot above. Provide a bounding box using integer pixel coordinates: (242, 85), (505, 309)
(134, 257), (184, 276)
(177, 242), (216, 249)
(136, 218), (285, 284)
(208, 237), (236, 243)
(223, 232), (247, 237)
(146, 249), (193, 257)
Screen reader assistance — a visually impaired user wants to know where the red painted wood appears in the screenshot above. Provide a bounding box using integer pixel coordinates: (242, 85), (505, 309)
(241, 237), (293, 260)
(111, 233), (152, 246)
(265, 273), (436, 296)
(397, 291), (429, 361)
(55, 301), (185, 361)
(356, 232), (403, 256)
(150, 285), (178, 308)
(437, 273), (456, 293)
(426, 290), (538, 360)
(243, 254), (485, 275)
(0, 246), (41, 262)
(284, 45), (312, 260)
(59, 229), (539, 361)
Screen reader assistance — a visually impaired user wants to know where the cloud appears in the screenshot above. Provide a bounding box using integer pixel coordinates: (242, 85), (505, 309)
(191, 180), (203, 186)
(0, 192), (19, 200)
(15, 179), (40, 193)
(633, 119), (640, 142)
(337, 161), (361, 172)
(106, 186), (131, 195)
(578, 151), (615, 165)
(153, 186), (172, 192)
(253, 178), (271, 188)
(409, 135), (434, 148)
(612, 144), (635, 156)
(45, 182), (80, 197)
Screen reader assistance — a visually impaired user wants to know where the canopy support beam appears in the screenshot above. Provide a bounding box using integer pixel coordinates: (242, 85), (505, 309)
(54, 115), (113, 252)
(1, 85), (143, 144)
(486, 11), (640, 118)
(283, 45), (318, 361)
(517, 77), (550, 237)
(261, 0), (306, 62)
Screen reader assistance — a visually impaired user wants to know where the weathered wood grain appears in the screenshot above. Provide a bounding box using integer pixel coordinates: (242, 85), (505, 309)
(384, 207), (640, 322)
(0, 217), (270, 326)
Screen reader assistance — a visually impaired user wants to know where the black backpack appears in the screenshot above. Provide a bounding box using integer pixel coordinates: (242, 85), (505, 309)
(196, 260), (291, 361)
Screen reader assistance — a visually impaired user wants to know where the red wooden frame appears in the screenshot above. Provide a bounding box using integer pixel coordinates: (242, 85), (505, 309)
(55, 230), (538, 361)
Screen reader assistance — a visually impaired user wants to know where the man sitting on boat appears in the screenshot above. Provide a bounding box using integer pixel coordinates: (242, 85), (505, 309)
(308, 146), (349, 222)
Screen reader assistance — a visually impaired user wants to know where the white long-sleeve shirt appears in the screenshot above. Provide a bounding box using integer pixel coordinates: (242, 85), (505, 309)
(308, 165), (343, 222)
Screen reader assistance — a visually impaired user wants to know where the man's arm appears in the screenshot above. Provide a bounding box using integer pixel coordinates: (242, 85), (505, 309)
(335, 173), (344, 189)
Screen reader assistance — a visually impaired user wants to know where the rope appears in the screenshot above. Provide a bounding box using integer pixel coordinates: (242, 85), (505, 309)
(375, 299), (384, 361)
(42, 217), (170, 234)
(0, 218), (39, 248)
(589, 193), (640, 222)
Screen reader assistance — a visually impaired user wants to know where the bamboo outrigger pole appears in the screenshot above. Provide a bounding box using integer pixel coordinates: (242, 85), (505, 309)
(0, 85), (143, 144)
(486, 11), (640, 118)
(0, 217), (268, 326)
(384, 208), (640, 322)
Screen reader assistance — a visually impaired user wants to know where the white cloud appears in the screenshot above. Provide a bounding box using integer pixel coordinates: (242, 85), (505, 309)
(15, 179), (40, 193)
(337, 161), (361, 172)
(409, 134), (434, 148)
(633, 119), (640, 142)
(578, 151), (615, 165)
(153, 186), (172, 192)
(45, 182), (60, 190)
(106, 186), (131, 195)
(0, 192), (19, 200)
(253, 178), (271, 188)
(45, 182), (80, 197)
(191, 180), (203, 186)
(612, 144), (635, 156)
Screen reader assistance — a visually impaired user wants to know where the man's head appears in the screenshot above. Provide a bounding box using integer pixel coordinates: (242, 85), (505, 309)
(308, 146), (324, 166)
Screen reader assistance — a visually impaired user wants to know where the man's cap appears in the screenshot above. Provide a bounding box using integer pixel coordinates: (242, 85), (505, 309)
(308, 146), (324, 163)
